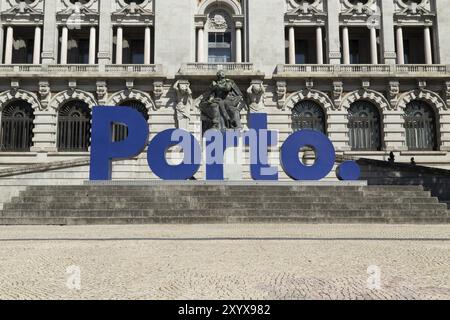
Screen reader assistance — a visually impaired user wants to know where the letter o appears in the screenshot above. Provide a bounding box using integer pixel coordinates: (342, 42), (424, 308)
(280, 129), (335, 180)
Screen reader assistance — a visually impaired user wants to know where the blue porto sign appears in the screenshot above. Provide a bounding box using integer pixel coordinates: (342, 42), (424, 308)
(89, 106), (360, 181)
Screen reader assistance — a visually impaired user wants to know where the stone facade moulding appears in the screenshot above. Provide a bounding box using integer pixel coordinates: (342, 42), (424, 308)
(283, 88), (334, 112)
(285, 0), (326, 25)
(197, 0), (242, 16)
(49, 89), (97, 111)
(0, 89), (42, 112)
(340, 89), (391, 112)
(2, 0), (44, 23)
(396, 89), (448, 114)
(107, 89), (156, 118)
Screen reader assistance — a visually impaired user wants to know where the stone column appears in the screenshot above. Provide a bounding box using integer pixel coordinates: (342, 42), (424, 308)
(33, 26), (42, 64)
(89, 26), (96, 64)
(41, 0), (57, 64)
(236, 27), (242, 63)
(4, 26), (13, 64)
(0, 26), (4, 64)
(380, 0), (396, 64)
(424, 26), (433, 64)
(326, 0), (341, 64)
(197, 27), (204, 63)
(144, 26), (151, 64)
(116, 26), (123, 64)
(342, 26), (350, 64)
(370, 27), (378, 64)
(396, 26), (404, 64)
(435, 0), (450, 64)
(60, 26), (68, 64)
(98, 0), (112, 65)
(288, 26), (296, 64)
(316, 26), (323, 64)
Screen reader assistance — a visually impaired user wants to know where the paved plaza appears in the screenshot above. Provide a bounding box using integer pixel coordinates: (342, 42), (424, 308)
(0, 224), (449, 300)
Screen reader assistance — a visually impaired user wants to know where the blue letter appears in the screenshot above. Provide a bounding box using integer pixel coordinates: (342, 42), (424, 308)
(147, 129), (201, 180)
(245, 113), (278, 180)
(90, 106), (149, 180)
(204, 130), (240, 180)
(280, 130), (335, 180)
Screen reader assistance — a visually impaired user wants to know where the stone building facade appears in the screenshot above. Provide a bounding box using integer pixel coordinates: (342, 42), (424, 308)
(1, 0), (450, 183)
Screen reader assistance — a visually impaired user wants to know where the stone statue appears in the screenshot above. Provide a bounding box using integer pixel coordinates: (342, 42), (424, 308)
(247, 81), (265, 112)
(199, 70), (245, 131)
(173, 80), (192, 130)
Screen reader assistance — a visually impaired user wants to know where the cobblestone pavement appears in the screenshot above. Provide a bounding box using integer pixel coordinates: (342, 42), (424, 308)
(0, 224), (449, 300)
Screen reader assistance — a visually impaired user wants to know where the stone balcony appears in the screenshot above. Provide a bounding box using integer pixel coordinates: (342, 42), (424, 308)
(178, 63), (264, 79)
(275, 64), (450, 79)
(0, 64), (165, 79)
(0, 63), (448, 80)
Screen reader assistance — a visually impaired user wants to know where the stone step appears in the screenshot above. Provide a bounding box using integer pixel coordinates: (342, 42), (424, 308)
(25, 185), (424, 192)
(19, 189), (431, 198)
(1, 183), (447, 225)
(0, 216), (447, 225)
(2, 208), (447, 218)
(9, 195), (439, 204)
(4, 201), (446, 211)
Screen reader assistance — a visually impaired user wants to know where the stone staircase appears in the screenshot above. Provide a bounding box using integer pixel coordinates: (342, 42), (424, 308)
(0, 183), (448, 225)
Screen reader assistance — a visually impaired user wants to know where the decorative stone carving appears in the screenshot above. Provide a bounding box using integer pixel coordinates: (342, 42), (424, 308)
(96, 81), (108, 105)
(284, 89), (334, 112)
(153, 81), (164, 108)
(208, 10), (230, 31)
(342, 0), (375, 15)
(68, 80), (77, 95)
(362, 80), (371, 90)
(4, 0), (42, 17)
(332, 81), (343, 110)
(444, 82), (450, 110)
(10, 80), (19, 94)
(39, 80), (51, 110)
(107, 89), (155, 117)
(388, 81), (400, 109)
(341, 89), (391, 111)
(396, 0), (430, 15)
(115, 1), (153, 16)
(49, 89), (97, 110)
(173, 80), (193, 130)
(246, 81), (265, 112)
(0, 89), (42, 111)
(397, 89), (448, 112)
(418, 80), (427, 90)
(287, 0), (323, 15)
(276, 81), (287, 110)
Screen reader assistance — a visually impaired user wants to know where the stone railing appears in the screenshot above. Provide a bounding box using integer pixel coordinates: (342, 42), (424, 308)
(277, 64), (450, 77)
(47, 64), (100, 72)
(104, 64), (163, 73)
(0, 64), (44, 72)
(180, 63), (254, 73)
(0, 64), (164, 77)
(395, 64), (449, 74)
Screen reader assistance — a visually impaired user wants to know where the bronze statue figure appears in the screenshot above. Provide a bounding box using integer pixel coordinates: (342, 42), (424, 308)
(199, 70), (245, 132)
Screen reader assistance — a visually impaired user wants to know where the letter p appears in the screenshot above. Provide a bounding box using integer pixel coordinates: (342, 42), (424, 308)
(89, 106), (149, 180)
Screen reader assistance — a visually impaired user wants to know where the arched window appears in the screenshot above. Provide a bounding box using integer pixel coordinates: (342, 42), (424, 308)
(405, 100), (438, 150)
(292, 100), (326, 133)
(113, 100), (148, 142)
(348, 101), (382, 150)
(57, 100), (91, 151)
(0, 100), (34, 151)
